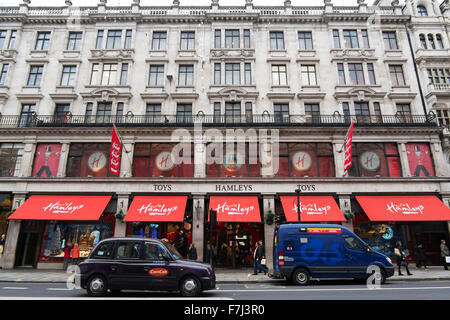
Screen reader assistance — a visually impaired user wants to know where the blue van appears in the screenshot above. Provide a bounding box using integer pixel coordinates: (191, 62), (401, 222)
(273, 224), (395, 285)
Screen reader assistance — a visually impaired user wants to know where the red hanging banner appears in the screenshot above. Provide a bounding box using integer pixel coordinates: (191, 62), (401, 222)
(109, 125), (122, 176)
(343, 121), (354, 173)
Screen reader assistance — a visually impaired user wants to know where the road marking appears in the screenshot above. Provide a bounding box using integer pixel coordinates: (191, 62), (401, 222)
(47, 288), (73, 291)
(2, 287), (28, 290)
(217, 286), (450, 293)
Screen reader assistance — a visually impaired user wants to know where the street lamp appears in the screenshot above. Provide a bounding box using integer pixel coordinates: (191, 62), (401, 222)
(295, 188), (301, 223)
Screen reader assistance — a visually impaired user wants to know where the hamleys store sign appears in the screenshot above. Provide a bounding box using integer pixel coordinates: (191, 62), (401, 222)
(137, 203), (178, 216)
(386, 202), (425, 215)
(214, 202), (255, 216)
(293, 202), (331, 216)
(43, 201), (85, 214)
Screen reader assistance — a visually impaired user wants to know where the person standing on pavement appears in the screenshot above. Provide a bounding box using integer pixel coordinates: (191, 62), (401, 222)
(440, 240), (449, 270)
(205, 243), (214, 265)
(188, 243), (198, 261)
(63, 242), (72, 271)
(414, 243), (427, 269)
(394, 241), (412, 276)
(253, 240), (268, 275)
(71, 243), (80, 266)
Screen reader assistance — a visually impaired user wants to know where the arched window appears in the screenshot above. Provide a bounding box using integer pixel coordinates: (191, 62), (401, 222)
(436, 34), (444, 49)
(419, 34), (427, 49)
(417, 5), (428, 16)
(428, 34), (436, 49)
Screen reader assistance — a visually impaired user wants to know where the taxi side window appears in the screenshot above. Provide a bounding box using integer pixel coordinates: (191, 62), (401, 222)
(144, 242), (166, 261)
(344, 236), (365, 251)
(116, 241), (142, 260)
(92, 242), (115, 259)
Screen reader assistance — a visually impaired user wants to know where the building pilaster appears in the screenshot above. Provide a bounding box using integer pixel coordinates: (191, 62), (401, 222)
(192, 194), (205, 261)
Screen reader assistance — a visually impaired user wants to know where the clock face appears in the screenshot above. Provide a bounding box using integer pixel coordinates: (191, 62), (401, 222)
(292, 151), (312, 171)
(360, 151), (381, 171)
(155, 151), (175, 171)
(223, 152), (244, 172)
(88, 152), (107, 172)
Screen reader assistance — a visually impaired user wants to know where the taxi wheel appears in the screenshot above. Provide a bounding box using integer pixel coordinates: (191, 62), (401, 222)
(87, 275), (108, 297)
(180, 276), (201, 297)
(292, 268), (310, 286)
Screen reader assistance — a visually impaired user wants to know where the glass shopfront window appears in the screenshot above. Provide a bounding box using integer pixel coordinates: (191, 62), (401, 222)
(0, 143), (24, 177)
(206, 143), (261, 178)
(132, 143), (194, 178)
(405, 143), (435, 177)
(39, 217), (114, 262)
(0, 194), (11, 246)
(66, 143), (110, 177)
(275, 143), (334, 177)
(32, 143), (62, 178)
(348, 143), (401, 177)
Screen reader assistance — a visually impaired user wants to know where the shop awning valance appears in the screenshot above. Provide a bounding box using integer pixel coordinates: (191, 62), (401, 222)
(356, 195), (450, 221)
(280, 195), (345, 222)
(124, 196), (188, 222)
(8, 195), (112, 221)
(209, 196), (261, 222)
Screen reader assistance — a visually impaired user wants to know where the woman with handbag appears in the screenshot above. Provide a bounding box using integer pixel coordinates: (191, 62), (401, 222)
(394, 241), (412, 276)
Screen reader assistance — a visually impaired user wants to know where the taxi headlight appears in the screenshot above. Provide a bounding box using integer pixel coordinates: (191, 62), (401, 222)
(386, 257), (392, 264)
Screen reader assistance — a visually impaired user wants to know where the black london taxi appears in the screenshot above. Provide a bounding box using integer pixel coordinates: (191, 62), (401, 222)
(79, 237), (215, 297)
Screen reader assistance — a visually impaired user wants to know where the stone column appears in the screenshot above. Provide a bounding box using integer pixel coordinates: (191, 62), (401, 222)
(194, 142), (206, 178)
(338, 195), (353, 231)
(192, 194), (205, 261)
(57, 142), (70, 177)
(261, 141), (274, 177)
(19, 142), (36, 177)
(441, 196), (450, 239)
(333, 141), (345, 177)
(263, 195), (276, 270)
(113, 194), (130, 237)
(398, 143), (411, 177)
(0, 193), (26, 269)
(120, 142), (134, 177)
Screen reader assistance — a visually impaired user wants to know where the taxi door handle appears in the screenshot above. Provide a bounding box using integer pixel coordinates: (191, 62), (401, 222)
(144, 267), (150, 271)
(110, 266), (117, 271)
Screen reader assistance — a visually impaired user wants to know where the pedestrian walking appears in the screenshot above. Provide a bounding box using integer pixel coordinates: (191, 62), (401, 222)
(440, 240), (449, 270)
(71, 243), (80, 266)
(394, 241), (412, 276)
(205, 243), (214, 265)
(253, 240), (268, 275)
(188, 243), (198, 261)
(0, 234), (5, 263)
(414, 243), (427, 269)
(63, 242), (72, 271)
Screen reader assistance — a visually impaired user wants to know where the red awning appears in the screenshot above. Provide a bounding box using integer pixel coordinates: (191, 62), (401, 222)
(280, 195), (345, 222)
(124, 196), (187, 222)
(356, 195), (450, 221)
(8, 195), (112, 221)
(209, 196), (261, 222)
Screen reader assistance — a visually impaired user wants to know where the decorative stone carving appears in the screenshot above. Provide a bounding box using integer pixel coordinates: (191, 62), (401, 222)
(331, 49), (375, 59)
(91, 49), (134, 59)
(210, 49), (254, 58)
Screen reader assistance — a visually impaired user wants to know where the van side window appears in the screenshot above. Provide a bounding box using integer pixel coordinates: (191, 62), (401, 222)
(92, 242), (115, 259)
(344, 236), (365, 251)
(116, 241), (142, 260)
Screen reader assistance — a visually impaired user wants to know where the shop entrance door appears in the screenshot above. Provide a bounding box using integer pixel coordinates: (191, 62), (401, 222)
(15, 221), (43, 268)
(416, 232), (447, 266)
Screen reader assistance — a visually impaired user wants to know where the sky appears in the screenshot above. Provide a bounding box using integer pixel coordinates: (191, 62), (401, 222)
(1, 0), (377, 7)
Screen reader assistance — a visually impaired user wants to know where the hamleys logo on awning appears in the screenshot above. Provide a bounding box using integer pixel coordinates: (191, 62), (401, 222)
(215, 202), (254, 216)
(386, 202), (425, 215)
(293, 203), (331, 215)
(137, 203), (178, 216)
(42, 202), (85, 214)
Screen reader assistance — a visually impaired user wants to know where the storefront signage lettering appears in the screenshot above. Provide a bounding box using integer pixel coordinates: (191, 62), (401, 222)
(153, 184), (173, 191)
(296, 184), (316, 192)
(215, 184), (253, 192)
(386, 202), (425, 215)
(215, 202), (255, 216)
(137, 203), (178, 216)
(42, 201), (84, 214)
(293, 203), (331, 216)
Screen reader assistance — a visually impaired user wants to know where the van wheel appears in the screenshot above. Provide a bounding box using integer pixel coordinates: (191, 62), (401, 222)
(87, 275), (108, 297)
(292, 268), (310, 286)
(180, 276), (201, 297)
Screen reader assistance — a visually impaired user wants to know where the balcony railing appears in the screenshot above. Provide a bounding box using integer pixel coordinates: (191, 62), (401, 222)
(0, 114), (438, 129)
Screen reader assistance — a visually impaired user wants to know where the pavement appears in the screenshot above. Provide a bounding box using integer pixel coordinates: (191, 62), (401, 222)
(0, 266), (449, 284)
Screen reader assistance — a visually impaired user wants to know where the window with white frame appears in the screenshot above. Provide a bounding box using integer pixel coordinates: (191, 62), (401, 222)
(382, 31), (398, 50)
(27, 65), (44, 86)
(67, 32), (82, 51)
(389, 65), (406, 86)
(301, 65), (317, 86)
(272, 65), (287, 86)
(270, 32), (285, 50)
(60, 65), (77, 86)
(178, 65), (194, 86)
(298, 31), (313, 50)
(0, 63), (8, 86)
(152, 31), (167, 50)
(225, 30), (240, 49)
(180, 31), (195, 50)
(90, 62), (129, 86)
(0, 30), (16, 49)
(225, 63), (241, 85)
(149, 65), (164, 86)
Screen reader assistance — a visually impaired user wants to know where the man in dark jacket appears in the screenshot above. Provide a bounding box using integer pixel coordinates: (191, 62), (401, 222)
(252, 240), (268, 275)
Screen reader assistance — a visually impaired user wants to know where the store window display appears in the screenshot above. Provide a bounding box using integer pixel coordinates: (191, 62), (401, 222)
(405, 143), (435, 177)
(347, 143), (401, 177)
(66, 143), (111, 177)
(32, 143), (62, 178)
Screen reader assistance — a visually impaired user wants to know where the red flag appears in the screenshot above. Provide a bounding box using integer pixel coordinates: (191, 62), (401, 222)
(109, 125), (122, 176)
(343, 122), (354, 173)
